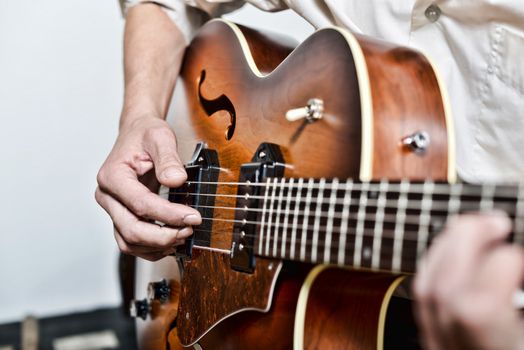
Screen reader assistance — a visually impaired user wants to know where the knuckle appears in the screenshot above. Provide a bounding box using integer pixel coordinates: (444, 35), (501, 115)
(96, 166), (116, 191)
(96, 168), (108, 187)
(125, 224), (143, 245)
(155, 226), (177, 248)
(157, 153), (179, 168)
(131, 196), (151, 218)
(94, 187), (103, 204)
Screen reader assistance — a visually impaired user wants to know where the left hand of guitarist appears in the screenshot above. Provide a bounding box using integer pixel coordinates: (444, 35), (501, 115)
(414, 212), (524, 350)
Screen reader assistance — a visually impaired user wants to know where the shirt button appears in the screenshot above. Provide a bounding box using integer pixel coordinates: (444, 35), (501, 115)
(425, 4), (442, 23)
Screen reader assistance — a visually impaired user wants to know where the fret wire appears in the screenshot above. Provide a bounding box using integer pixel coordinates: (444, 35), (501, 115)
(272, 177), (286, 257)
(266, 178), (279, 256)
(480, 184), (495, 211)
(392, 180), (409, 273)
(323, 178), (339, 264)
(300, 178), (315, 261)
(338, 179), (353, 265)
(447, 182), (462, 221)
(416, 180), (434, 262)
(257, 178), (271, 254)
(289, 178), (304, 259)
(353, 182), (369, 268)
(280, 178), (294, 259)
(372, 179), (388, 269)
(311, 178), (326, 263)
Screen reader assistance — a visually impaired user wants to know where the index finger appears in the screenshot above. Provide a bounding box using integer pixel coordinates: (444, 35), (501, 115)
(99, 164), (201, 226)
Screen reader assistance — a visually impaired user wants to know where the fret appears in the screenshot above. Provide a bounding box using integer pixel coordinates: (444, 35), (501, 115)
(300, 178), (315, 261)
(289, 178), (304, 259)
(515, 184), (524, 244)
(416, 180), (434, 262)
(323, 178), (339, 263)
(280, 178), (294, 258)
(264, 178), (279, 256)
(479, 184), (495, 211)
(258, 178), (271, 254)
(392, 180), (409, 273)
(353, 182), (369, 268)
(311, 178), (326, 262)
(272, 178), (286, 257)
(371, 180), (388, 270)
(447, 183), (462, 220)
(337, 179), (353, 265)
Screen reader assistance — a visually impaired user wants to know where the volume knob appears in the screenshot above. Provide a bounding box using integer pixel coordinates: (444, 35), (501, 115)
(147, 279), (171, 304)
(129, 299), (150, 320)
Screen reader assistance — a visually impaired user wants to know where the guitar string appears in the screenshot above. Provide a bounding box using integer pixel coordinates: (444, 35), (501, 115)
(178, 209), (521, 250)
(188, 236), (425, 264)
(187, 203), (520, 224)
(189, 221), (436, 243)
(161, 192), (521, 215)
(190, 227), (434, 253)
(187, 238), (423, 268)
(157, 180), (521, 199)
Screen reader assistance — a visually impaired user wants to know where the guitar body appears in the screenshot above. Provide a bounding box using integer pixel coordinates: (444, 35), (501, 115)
(135, 19), (454, 349)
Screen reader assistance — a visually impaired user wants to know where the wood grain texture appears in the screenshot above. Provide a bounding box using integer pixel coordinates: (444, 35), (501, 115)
(355, 35), (449, 179)
(302, 269), (401, 350)
(177, 248), (282, 346)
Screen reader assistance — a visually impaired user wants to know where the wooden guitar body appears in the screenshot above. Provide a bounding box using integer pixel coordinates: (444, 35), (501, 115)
(135, 19), (454, 349)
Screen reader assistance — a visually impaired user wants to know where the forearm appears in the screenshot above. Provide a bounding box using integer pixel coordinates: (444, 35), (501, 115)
(121, 3), (186, 129)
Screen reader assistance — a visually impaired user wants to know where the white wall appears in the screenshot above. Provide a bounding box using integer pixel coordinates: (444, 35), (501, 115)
(0, 1), (312, 324)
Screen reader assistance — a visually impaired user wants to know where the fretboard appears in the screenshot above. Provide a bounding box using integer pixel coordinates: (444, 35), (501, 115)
(253, 178), (524, 274)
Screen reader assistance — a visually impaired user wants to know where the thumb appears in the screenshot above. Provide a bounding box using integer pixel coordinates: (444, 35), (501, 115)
(146, 128), (187, 187)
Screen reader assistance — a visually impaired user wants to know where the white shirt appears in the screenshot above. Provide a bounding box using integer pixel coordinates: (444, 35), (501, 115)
(122, 0), (524, 183)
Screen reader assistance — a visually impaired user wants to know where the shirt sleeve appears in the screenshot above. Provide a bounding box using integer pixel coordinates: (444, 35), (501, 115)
(120, 0), (246, 44)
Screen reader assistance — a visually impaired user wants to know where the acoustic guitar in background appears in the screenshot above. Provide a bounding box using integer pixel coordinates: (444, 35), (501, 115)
(120, 19), (524, 350)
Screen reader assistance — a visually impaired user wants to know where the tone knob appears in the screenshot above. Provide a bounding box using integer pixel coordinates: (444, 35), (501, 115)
(147, 279), (171, 304)
(129, 299), (150, 320)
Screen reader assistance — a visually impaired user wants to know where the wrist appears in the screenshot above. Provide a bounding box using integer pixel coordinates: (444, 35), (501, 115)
(119, 109), (164, 131)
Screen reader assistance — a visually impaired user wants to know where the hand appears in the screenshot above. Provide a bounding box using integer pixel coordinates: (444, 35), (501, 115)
(413, 212), (524, 350)
(95, 116), (201, 261)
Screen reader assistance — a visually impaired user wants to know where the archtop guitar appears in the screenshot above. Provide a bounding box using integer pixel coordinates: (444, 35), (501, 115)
(129, 19), (524, 350)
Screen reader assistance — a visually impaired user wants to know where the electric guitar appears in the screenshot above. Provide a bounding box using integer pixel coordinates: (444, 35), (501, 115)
(128, 19), (524, 349)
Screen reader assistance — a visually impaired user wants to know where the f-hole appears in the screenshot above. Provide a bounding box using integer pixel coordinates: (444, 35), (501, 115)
(197, 70), (236, 140)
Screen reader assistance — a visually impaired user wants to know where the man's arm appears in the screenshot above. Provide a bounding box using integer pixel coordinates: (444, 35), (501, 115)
(95, 3), (201, 261)
(414, 212), (524, 350)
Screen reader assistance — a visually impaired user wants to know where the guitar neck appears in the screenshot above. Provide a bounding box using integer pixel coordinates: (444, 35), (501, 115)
(253, 178), (524, 274)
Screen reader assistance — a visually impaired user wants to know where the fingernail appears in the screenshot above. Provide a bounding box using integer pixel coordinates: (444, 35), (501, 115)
(177, 226), (193, 238)
(162, 167), (184, 180)
(183, 214), (202, 225)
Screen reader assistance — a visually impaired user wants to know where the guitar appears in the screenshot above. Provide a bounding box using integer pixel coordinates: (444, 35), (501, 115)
(128, 19), (524, 349)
